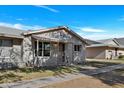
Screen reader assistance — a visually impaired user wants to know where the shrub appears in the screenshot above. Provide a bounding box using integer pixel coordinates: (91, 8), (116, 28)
(118, 55), (124, 59)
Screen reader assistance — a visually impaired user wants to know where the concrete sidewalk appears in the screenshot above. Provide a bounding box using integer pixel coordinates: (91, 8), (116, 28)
(0, 64), (124, 88)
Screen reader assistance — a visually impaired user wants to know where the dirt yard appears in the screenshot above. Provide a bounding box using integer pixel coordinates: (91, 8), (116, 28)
(0, 59), (123, 86)
(45, 75), (111, 88)
(45, 68), (124, 88)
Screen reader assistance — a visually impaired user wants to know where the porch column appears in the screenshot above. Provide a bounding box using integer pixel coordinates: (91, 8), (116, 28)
(36, 40), (39, 57)
(57, 41), (59, 66)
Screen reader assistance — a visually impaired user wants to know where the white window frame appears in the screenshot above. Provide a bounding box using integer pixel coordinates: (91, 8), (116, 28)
(35, 41), (51, 57)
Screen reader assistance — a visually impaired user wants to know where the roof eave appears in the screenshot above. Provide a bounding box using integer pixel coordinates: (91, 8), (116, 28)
(86, 45), (124, 49)
(0, 33), (23, 39)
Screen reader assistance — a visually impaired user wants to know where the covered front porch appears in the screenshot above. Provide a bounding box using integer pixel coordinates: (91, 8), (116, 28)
(32, 35), (73, 67)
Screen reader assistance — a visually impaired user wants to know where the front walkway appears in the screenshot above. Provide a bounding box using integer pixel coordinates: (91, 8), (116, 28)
(0, 64), (124, 88)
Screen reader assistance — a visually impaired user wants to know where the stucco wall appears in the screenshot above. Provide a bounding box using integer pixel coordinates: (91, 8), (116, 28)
(86, 47), (106, 59)
(36, 29), (86, 64)
(23, 36), (34, 66)
(117, 50), (124, 56)
(23, 29), (86, 67)
(87, 46), (124, 59)
(105, 48), (124, 59)
(72, 36), (86, 63)
(105, 49), (116, 59)
(0, 37), (23, 69)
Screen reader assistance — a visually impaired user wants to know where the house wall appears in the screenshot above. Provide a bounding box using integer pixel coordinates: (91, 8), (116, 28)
(105, 48), (124, 59)
(86, 47), (106, 59)
(23, 36), (34, 66)
(105, 49), (116, 59)
(23, 29), (86, 67)
(72, 36), (86, 64)
(0, 37), (23, 69)
(87, 46), (124, 59)
(118, 50), (124, 56)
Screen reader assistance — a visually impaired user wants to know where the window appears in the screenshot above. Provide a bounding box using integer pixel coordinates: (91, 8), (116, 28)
(44, 42), (50, 56)
(34, 42), (37, 56)
(39, 42), (42, 56)
(74, 45), (81, 51)
(35, 41), (50, 57)
(0, 39), (13, 47)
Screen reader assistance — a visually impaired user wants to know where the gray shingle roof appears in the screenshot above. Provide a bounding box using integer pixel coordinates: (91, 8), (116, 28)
(97, 38), (120, 46)
(115, 38), (124, 46)
(87, 38), (124, 49)
(86, 43), (124, 49)
(98, 38), (124, 46)
(85, 39), (102, 45)
(97, 38), (113, 43)
(0, 26), (25, 38)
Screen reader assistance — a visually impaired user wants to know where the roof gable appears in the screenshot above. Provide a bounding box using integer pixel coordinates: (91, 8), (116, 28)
(23, 26), (88, 44)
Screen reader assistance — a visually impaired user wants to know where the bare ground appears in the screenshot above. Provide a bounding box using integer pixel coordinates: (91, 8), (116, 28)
(45, 76), (111, 88)
(0, 59), (124, 87)
(45, 68), (124, 88)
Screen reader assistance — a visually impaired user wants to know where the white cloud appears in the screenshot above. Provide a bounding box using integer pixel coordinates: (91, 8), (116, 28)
(16, 18), (24, 21)
(34, 5), (59, 13)
(76, 27), (105, 32)
(78, 32), (124, 40)
(0, 22), (45, 30)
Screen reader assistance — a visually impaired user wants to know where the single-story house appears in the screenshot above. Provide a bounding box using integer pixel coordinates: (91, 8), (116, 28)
(0, 26), (87, 69)
(86, 38), (124, 59)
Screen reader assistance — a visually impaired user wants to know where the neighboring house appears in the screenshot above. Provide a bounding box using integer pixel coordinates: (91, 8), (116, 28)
(0, 26), (87, 69)
(86, 38), (124, 59)
(114, 38), (124, 46)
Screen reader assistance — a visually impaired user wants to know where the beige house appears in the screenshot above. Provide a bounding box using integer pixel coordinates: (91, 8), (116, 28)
(0, 26), (87, 69)
(86, 38), (124, 59)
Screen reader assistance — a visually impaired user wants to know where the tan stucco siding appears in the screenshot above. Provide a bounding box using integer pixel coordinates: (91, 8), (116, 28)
(105, 47), (123, 59)
(106, 48), (124, 59)
(86, 47), (106, 59)
(118, 50), (124, 55)
(105, 49), (115, 59)
(87, 46), (124, 59)
(116, 48), (124, 56)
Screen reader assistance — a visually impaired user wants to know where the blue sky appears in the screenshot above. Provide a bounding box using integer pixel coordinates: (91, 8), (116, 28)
(0, 5), (124, 40)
